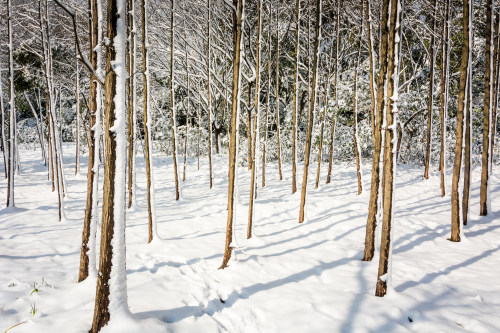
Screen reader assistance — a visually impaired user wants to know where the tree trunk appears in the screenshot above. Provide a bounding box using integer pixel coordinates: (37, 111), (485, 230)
(127, 0), (137, 208)
(438, 0), (450, 198)
(375, 0), (401, 297)
(363, 0), (384, 262)
(480, 0), (494, 216)
(353, 5), (364, 195)
(142, 0), (157, 242)
(207, 0), (213, 188)
(90, 0), (128, 330)
(220, 0), (244, 269)
(326, 0), (340, 185)
(291, 0), (300, 194)
(275, 3), (283, 181)
(298, 0), (321, 224)
(315, 41), (333, 189)
(182, 11), (190, 182)
(75, 42), (80, 175)
(424, 0), (437, 180)
(262, 10), (271, 189)
(247, 82), (253, 170)
(248, 0), (262, 239)
(170, 0), (180, 201)
(6, 0), (15, 207)
(450, 0), (470, 242)
(79, 0), (101, 282)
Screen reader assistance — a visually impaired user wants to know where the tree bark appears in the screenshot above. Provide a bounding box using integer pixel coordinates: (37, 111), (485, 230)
(363, 0), (385, 262)
(424, 0), (437, 180)
(170, 0), (180, 201)
(207, 0), (213, 188)
(480, 0), (494, 216)
(142, 0), (157, 242)
(90, 0), (128, 330)
(438, 0), (450, 198)
(275, 3), (283, 181)
(127, 0), (137, 208)
(298, 0), (321, 224)
(353, 5), (364, 195)
(220, 0), (244, 269)
(291, 0), (300, 194)
(375, 0), (401, 297)
(450, 0), (470, 242)
(248, 0), (262, 239)
(326, 0), (340, 184)
(6, 0), (15, 207)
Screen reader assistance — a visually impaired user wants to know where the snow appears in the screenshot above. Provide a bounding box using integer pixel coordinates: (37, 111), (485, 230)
(1, 144), (500, 332)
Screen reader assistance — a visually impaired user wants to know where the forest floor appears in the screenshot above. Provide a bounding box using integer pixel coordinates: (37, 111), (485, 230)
(1, 144), (500, 333)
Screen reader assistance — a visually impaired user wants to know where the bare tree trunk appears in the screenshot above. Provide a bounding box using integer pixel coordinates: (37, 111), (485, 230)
(248, 0), (262, 239)
(24, 93), (45, 162)
(79, 0), (101, 282)
(375, 0), (401, 297)
(450, 0), (470, 242)
(480, 0), (494, 216)
(424, 0), (437, 180)
(127, 0), (137, 208)
(326, 0), (340, 184)
(90, 0), (128, 329)
(298, 0), (321, 224)
(463, 52), (472, 225)
(220, 0), (244, 269)
(0, 64), (6, 178)
(170, 0), (180, 200)
(75, 42), (80, 175)
(439, 0), (450, 198)
(353, 5), (364, 195)
(315, 42), (333, 189)
(142, 0), (157, 242)
(262, 10), (271, 189)
(6, 0), (15, 207)
(247, 82), (252, 170)
(275, 3), (283, 181)
(491, 14), (500, 166)
(207, 0), (213, 188)
(363, 0), (384, 262)
(291, 0), (300, 194)
(182, 10), (190, 182)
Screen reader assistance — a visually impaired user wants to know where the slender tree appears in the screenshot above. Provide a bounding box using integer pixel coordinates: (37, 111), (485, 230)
(363, 0), (385, 262)
(79, 0), (102, 282)
(170, 0), (180, 200)
(248, 0), (262, 239)
(275, 3), (283, 181)
(375, 0), (401, 297)
(438, 0), (450, 197)
(127, 0), (137, 208)
(142, 0), (158, 242)
(326, 0), (340, 184)
(90, 0), (128, 330)
(352, 4), (364, 195)
(424, 0), (437, 180)
(220, 0), (244, 269)
(480, 0), (494, 216)
(450, 0), (471, 242)
(207, 0), (213, 188)
(6, 0), (15, 207)
(291, 0), (300, 194)
(299, 0), (321, 224)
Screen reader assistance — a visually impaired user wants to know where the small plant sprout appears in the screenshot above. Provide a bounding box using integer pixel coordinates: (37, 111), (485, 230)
(31, 303), (37, 317)
(30, 282), (39, 295)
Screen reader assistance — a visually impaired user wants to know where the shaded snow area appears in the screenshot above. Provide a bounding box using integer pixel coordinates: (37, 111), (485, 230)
(1, 144), (500, 332)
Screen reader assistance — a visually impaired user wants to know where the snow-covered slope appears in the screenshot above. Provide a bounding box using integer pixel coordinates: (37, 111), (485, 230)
(1, 145), (499, 332)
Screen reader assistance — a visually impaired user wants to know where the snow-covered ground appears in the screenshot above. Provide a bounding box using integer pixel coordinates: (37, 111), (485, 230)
(1, 144), (500, 332)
